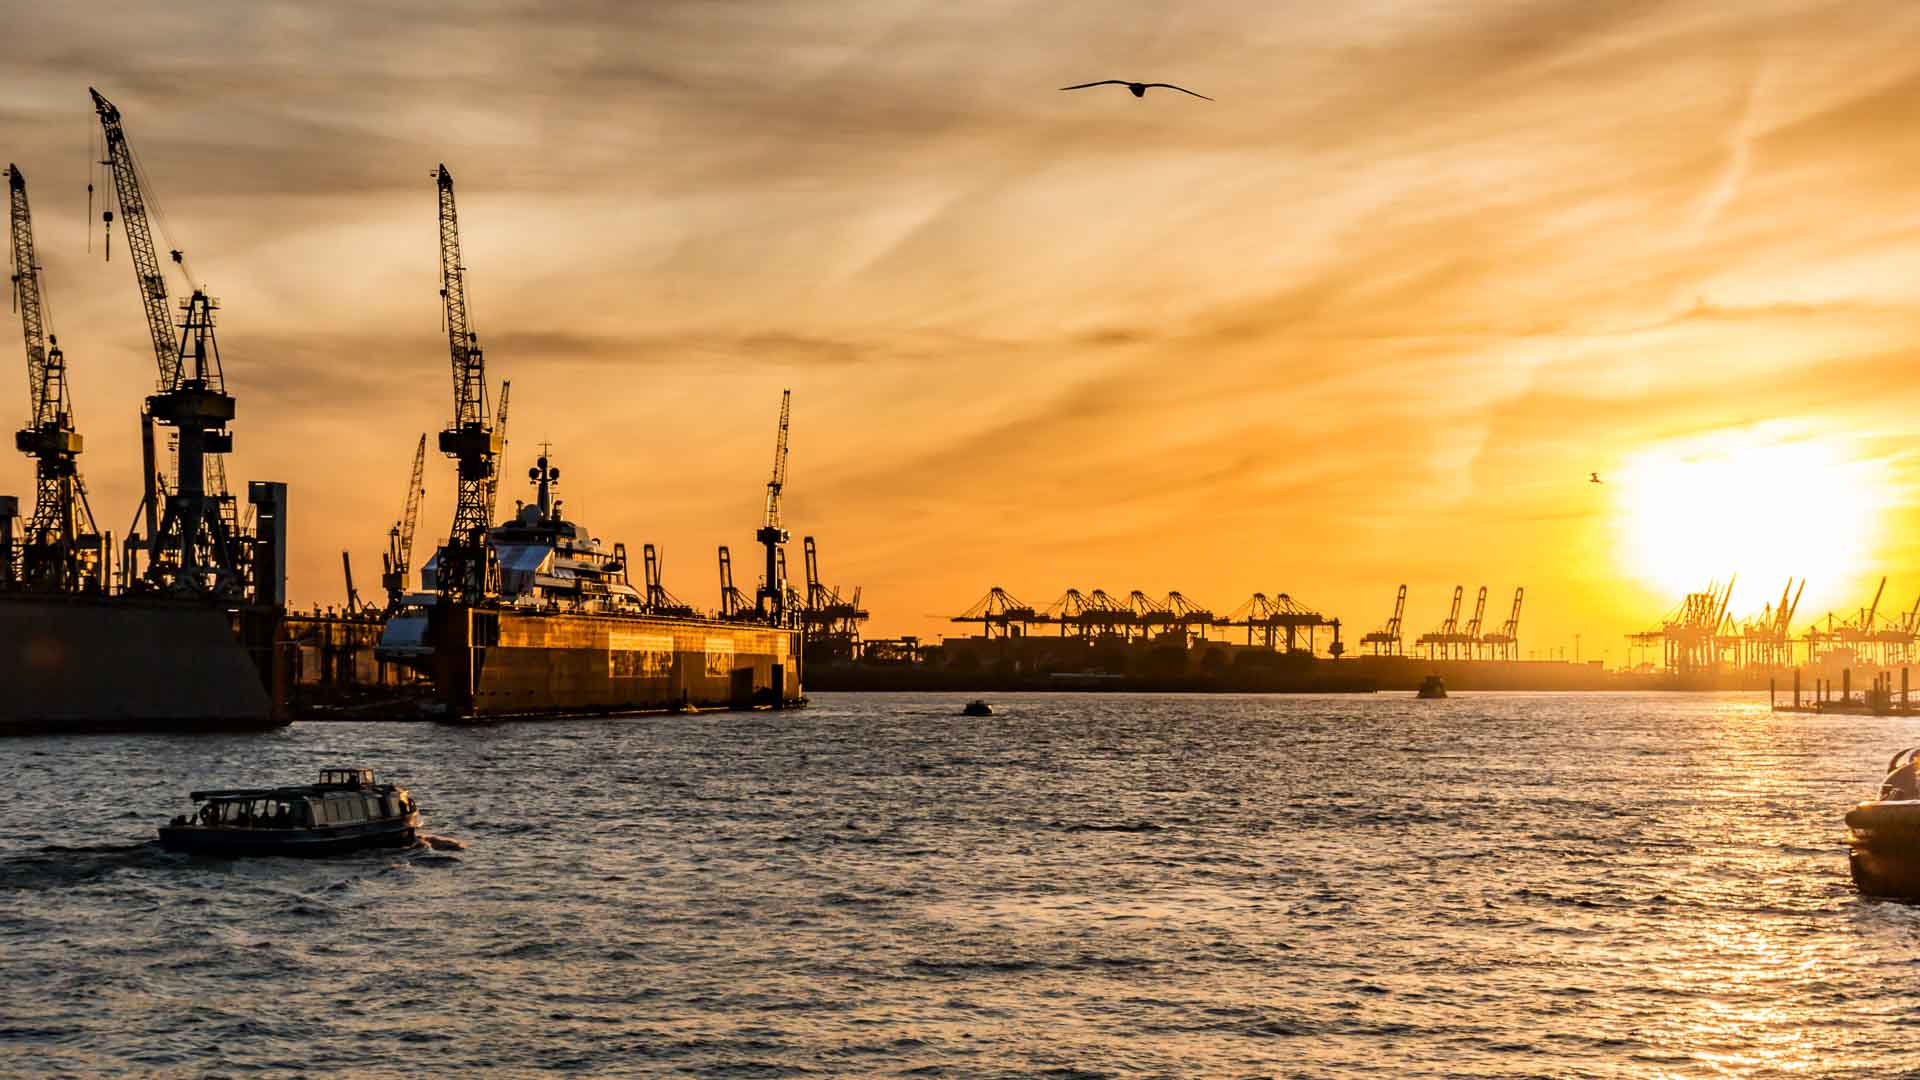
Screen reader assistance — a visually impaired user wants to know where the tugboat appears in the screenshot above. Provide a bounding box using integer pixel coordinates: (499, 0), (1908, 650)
(1416, 675), (1447, 699)
(158, 768), (421, 856)
(962, 699), (994, 716)
(1846, 747), (1920, 897)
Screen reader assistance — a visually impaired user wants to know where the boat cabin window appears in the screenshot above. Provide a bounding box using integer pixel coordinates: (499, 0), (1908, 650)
(197, 798), (296, 828)
(321, 769), (374, 788)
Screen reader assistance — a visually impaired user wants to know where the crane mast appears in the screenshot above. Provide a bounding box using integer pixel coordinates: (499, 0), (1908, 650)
(9, 164), (102, 591)
(382, 433), (427, 609)
(754, 389), (792, 623)
(433, 164), (500, 600)
(91, 88), (244, 598)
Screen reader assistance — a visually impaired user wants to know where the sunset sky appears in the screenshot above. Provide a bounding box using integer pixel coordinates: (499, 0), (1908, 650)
(6, 1), (1920, 659)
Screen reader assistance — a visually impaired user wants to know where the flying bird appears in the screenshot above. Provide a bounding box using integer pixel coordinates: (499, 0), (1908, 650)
(1590, 472), (1603, 484)
(1059, 80), (1213, 101)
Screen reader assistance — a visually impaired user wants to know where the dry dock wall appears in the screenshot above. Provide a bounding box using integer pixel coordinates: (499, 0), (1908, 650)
(0, 593), (277, 732)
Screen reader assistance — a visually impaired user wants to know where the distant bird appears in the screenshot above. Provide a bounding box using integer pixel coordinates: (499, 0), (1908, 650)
(1590, 472), (1603, 484)
(1059, 80), (1213, 101)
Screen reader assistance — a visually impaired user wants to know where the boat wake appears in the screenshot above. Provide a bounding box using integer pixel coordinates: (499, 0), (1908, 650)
(0, 841), (167, 891)
(419, 833), (468, 852)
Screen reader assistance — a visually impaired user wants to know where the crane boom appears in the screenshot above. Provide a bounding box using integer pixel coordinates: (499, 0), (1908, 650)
(483, 379), (510, 522)
(765, 388), (790, 530)
(382, 433), (427, 608)
(10, 164), (102, 591)
(433, 164), (501, 599)
(90, 89), (180, 387)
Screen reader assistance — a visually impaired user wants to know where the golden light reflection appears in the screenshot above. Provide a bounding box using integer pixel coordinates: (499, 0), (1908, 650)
(1614, 429), (1883, 607)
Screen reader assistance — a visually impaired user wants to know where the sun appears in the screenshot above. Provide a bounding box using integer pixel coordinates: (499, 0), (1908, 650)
(1613, 430), (1882, 607)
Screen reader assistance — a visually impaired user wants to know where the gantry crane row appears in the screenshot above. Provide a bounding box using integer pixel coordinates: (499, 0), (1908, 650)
(754, 389), (792, 623)
(381, 433), (428, 608)
(91, 91), (243, 597)
(1360, 585), (1407, 655)
(10, 164), (103, 592)
(433, 164), (501, 600)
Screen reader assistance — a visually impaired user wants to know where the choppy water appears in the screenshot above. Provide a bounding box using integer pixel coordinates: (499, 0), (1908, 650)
(1, 692), (1914, 1077)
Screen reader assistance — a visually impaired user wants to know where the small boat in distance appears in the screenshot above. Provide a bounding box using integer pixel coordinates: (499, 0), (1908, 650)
(962, 700), (994, 716)
(1417, 675), (1447, 699)
(158, 768), (421, 856)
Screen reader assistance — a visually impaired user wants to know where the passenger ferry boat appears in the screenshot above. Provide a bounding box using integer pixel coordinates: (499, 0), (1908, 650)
(158, 767), (420, 855)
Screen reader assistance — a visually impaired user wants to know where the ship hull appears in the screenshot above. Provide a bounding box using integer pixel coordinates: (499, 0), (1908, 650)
(432, 604), (802, 719)
(0, 592), (282, 734)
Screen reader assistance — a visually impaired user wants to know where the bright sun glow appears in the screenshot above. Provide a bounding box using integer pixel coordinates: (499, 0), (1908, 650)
(1615, 430), (1883, 608)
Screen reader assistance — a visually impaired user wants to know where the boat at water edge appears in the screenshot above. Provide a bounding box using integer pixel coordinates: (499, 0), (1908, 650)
(158, 768), (420, 856)
(1846, 747), (1920, 898)
(377, 450), (802, 721)
(1416, 674), (1447, 699)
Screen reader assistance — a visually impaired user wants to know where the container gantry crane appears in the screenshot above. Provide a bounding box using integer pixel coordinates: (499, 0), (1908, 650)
(642, 543), (697, 618)
(717, 545), (756, 620)
(1483, 587), (1523, 660)
(432, 164), (501, 600)
(1360, 585), (1407, 655)
(9, 164), (103, 592)
(1463, 586), (1489, 658)
(754, 389), (791, 624)
(92, 88), (245, 598)
(381, 433), (427, 609)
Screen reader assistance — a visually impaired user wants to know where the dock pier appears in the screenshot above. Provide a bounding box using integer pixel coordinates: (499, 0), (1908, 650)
(1773, 666), (1916, 716)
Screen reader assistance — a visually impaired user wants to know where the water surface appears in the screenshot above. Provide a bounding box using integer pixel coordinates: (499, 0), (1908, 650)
(0, 692), (1909, 1077)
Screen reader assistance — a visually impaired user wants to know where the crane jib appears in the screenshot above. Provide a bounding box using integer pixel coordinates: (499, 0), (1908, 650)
(90, 90), (180, 391)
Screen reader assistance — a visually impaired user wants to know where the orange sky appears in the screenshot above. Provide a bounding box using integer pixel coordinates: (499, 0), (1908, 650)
(6, 1), (1920, 661)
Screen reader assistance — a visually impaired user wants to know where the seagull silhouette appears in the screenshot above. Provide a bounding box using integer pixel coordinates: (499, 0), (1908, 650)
(1590, 472), (1603, 484)
(1059, 80), (1213, 101)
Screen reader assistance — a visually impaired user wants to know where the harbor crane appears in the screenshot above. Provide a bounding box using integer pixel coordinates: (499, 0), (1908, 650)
(483, 379), (509, 523)
(432, 164), (501, 600)
(717, 545), (756, 620)
(1463, 586), (1489, 655)
(642, 543), (697, 618)
(1482, 587), (1523, 660)
(1416, 586), (1467, 659)
(952, 587), (1037, 639)
(1360, 585), (1407, 655)
(341, 550), (363, 615)
(380, 433), (427, 609)
(800, 535), (870, 659)
(9, 163), (102, 591)
(754, 389), (791, 624)
(92, 88), (245, 598)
